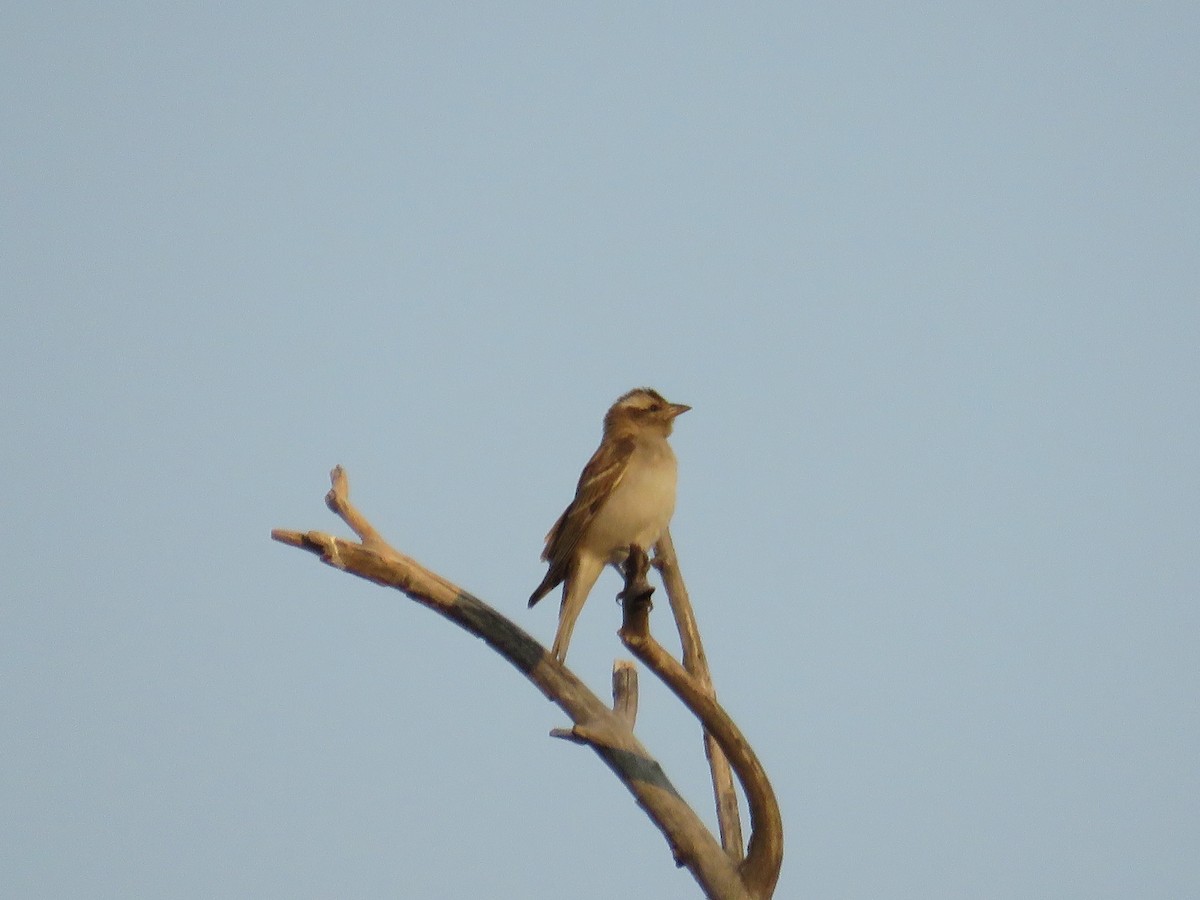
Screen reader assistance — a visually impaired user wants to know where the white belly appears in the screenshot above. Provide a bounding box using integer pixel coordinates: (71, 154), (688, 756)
(587, 446), (678, 560)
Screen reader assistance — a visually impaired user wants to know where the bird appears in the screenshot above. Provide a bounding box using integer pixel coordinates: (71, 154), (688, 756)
(529, 387), (690, 663)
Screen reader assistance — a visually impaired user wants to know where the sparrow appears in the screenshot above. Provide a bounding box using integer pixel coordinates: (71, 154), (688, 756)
(529, 388), (690, 663)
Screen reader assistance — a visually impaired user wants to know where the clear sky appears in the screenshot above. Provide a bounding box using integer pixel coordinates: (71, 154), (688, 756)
(3, 3), (1197, 898)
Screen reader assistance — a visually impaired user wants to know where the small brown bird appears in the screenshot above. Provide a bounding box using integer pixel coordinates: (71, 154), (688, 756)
(530, 388), (690, 663)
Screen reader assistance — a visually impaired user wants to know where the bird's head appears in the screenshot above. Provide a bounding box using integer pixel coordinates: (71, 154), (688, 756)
(603, 387), (691, 437)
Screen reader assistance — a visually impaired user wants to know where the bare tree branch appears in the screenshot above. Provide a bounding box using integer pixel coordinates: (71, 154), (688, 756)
(272, 467), (769, 900)
(552, 660), (639, 741)
(656, 528), (746, 860)
(622, 548), (785, 899)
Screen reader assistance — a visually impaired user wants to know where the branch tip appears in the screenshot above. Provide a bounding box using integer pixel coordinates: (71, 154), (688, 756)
(611, 660), (639, 728)
(270, 528), (303, 546)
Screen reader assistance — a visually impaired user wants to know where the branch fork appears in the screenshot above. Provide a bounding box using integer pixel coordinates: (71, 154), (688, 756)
(273, 467), (782, 900)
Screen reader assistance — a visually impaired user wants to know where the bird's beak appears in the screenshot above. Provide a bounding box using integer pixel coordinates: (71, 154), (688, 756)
(668, 403), (692, 418)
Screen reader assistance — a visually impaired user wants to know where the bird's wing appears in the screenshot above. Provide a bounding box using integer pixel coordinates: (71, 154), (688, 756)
(528, 435), (635, 606)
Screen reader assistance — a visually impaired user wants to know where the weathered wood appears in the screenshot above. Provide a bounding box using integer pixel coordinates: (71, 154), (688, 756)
(655, 529), (747, 861)
(611, 660), (639, 729)
(272, 467), (767, 900)
(622, 547), (784, 899)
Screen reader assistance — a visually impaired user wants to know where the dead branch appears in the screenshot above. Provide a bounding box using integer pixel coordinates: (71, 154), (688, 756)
(621, 548), (784, 899)
(273, 467), (771, 899)
(655, 529), (746, 860)
(551, 660), (639, 741)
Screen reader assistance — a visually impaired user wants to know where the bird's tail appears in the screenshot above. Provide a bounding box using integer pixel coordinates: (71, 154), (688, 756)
(528, 570), (562, 608)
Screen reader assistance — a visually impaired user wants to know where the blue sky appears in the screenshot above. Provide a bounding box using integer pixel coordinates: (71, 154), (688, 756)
(3, 3), (1197, 898)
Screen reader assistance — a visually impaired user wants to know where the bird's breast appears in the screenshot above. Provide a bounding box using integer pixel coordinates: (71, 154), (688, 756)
(586, 446), (678, 557)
